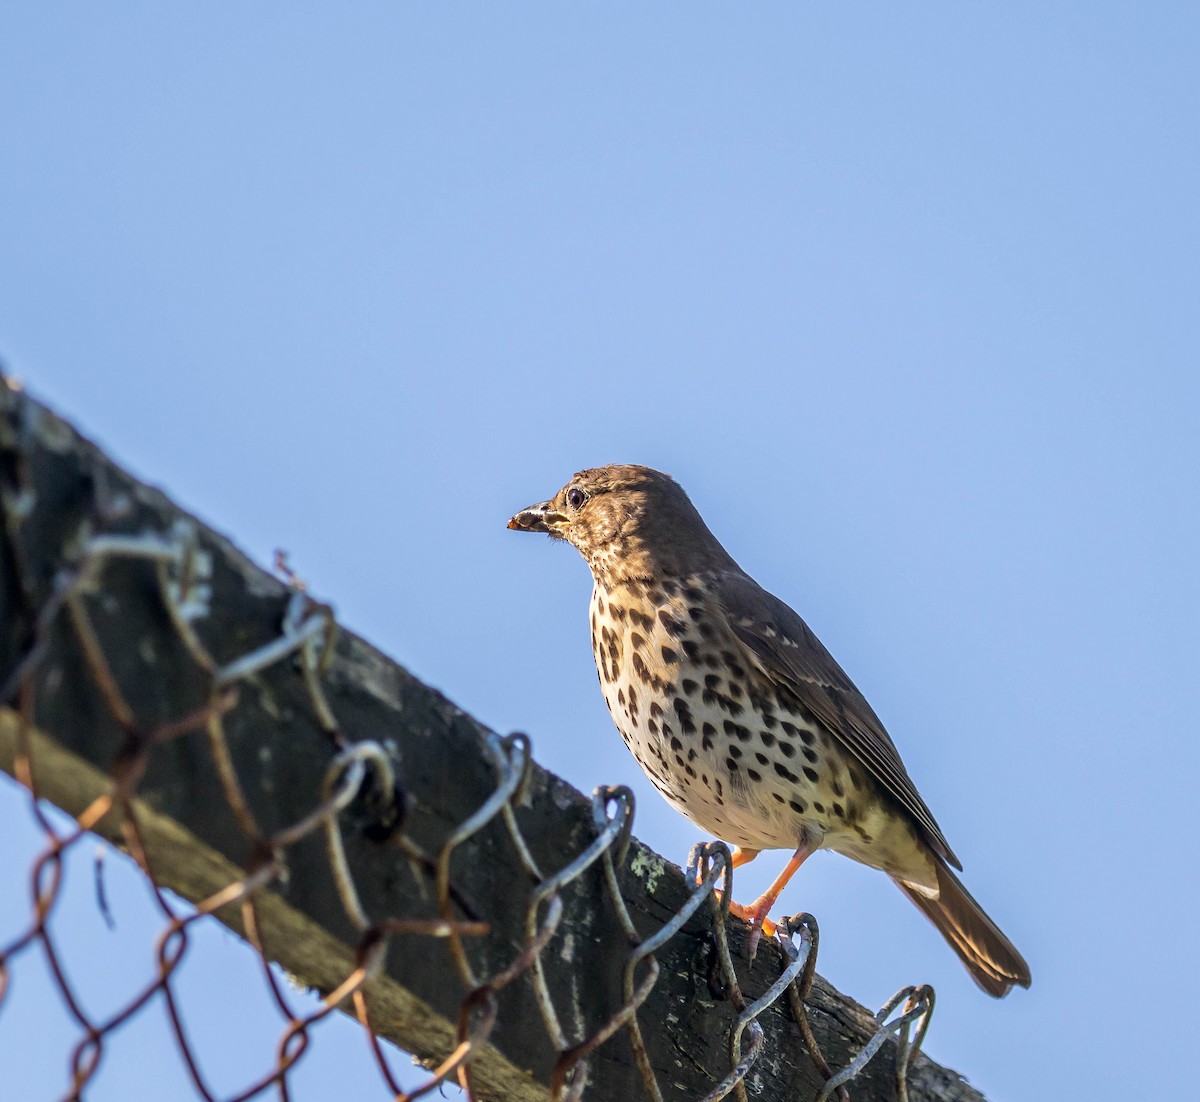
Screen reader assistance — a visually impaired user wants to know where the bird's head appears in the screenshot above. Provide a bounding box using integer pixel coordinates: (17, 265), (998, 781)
(507, 464), (734, 582)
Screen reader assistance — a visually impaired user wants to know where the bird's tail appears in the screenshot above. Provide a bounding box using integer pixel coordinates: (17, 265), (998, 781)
(892, 860), (1031, 998)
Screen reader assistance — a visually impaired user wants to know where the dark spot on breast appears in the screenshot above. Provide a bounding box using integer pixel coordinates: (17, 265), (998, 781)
(688, 606), (704, 621)
(728, 745), (742, 759)
(682, 679), (698, 695)
(630, 609), (654, 632)
(722, 720), (750, 742)
(778, 741), (796, 759)
(759, 731), (776, 748)
(775, 762), (799, 783)
(661, 645), (677, 664)
(597, 594), (606, 614)
(832, 802), (845, 818)
(789, 798), (806, 814)
(772, 792), (785, 804)
(682, 640), (700, 661)
(755, 752), (768, 765)
(661, 578), (679, 597)
(661, 722), (673, 739)
(685, 586), (704, 602)
(631, 653), (650, 682)
(725, 758), (739, 771)
(831, 779), (844, 798)
(631, 632), (646, 651)
(617, 688), (625, 706)
(747, 768), (762, 782)
(648, 719), (659, 734)
(719, 695), (744, 717)
(670, 736), (683, 752)
(673, 698), (696, 734)
(705, 674), (722, 690)
(778, 721), (817, 746)
(699, 622), (716, 639)
(658, 610), (683, 636)
(812, 800), (825, 814)
(650, 701), (664, 719)
(803, 747), (818, 764)
(803, 766), (819, 783)
(727, 681), (743, 699)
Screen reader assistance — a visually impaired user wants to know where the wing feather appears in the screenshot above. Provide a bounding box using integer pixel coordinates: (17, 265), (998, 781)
(715, 571), (961, 870)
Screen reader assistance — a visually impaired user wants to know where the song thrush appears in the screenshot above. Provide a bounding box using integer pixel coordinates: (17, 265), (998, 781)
(508, 464), (1030, 996)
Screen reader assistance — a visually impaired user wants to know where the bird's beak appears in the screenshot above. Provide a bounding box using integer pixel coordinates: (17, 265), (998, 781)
(507, 499), (567, 535)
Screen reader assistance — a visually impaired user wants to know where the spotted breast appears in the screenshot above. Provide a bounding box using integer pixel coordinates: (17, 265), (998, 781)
(589, 572), (934, 889)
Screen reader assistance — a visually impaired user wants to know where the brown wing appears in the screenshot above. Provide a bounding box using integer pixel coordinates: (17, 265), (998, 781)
(716, 571), (961, 870)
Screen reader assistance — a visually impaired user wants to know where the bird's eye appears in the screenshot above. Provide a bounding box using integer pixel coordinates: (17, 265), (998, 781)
(566, 487), (586, 510)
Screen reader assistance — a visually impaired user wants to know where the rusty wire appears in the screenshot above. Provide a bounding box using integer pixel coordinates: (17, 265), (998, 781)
(0, 376), (937, 1101)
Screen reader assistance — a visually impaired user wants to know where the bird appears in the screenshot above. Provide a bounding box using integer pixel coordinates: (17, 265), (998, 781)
(507, 464), (1030, 997)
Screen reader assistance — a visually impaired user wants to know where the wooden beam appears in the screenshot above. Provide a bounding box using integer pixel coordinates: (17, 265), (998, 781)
(0, 377), (986, 1101)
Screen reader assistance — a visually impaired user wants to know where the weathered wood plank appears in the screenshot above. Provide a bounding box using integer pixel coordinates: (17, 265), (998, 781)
(0, 378), (986, 1101)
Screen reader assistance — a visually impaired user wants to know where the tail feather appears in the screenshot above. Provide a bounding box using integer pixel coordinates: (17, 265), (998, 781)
(893, 861), (1030, 998)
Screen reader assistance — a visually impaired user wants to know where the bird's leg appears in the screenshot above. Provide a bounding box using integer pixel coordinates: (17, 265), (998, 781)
(727, 841), (814, 960)
(698, 844), (759, 886)
(704, 847), (761, 915)
(708, 847), (778, 944)
(729, 845), (759, 870)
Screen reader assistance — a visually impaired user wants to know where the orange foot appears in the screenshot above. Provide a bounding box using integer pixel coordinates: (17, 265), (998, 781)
(727, 896), (779, 960)
(718, 840), (814, 961)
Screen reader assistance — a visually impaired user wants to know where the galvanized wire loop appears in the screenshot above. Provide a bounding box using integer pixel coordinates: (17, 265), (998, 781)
(815, 984), (936, 1102)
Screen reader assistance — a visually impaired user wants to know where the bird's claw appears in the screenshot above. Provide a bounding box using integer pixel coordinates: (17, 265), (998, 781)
(727, 898), (778, 961)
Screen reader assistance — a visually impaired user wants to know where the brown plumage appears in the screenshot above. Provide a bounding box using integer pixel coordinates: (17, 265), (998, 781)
(508, 464), (1030, 996)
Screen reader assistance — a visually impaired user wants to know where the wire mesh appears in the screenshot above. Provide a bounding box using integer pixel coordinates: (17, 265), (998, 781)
(0, 375), (938, 1101)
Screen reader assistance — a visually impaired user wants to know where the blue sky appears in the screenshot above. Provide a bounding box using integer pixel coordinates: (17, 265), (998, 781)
(2, 4), (1198, 1099)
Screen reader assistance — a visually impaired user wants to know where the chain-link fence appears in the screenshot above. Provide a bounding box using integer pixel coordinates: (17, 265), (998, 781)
(0, 376), (981, 1102)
